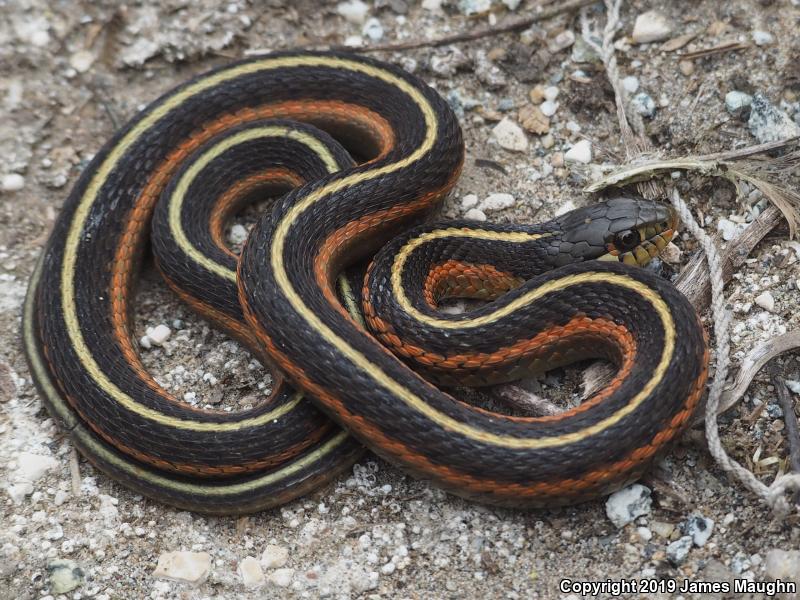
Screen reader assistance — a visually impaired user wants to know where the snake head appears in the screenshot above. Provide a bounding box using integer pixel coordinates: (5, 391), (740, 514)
(552, 195), (678, 267)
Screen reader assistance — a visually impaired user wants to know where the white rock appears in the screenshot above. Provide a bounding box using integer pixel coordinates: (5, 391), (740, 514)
(631, 11), (673, 44)
(1, 173), (25, 192)
(47, 559), (84, 594)
(543, 86), (559, 101)
(725, 91), (753, 115)
(636, 527), (652, 542)
(666, 536), (693, 565)
(755, 291), (775, 312)
(464, 208), (487, 222)
(269, 567), (294, 587)
(748, 93), (800, 143)
(480, 193), (515, 212)
(362, 18), (384, 42)
(239, 556), (265, 589)
(622, 76), (639, 94)
(30, 29), (51, 47)
(69, 50), (95, 73)
(146, 324), (171, 346)
(343, 35), (363, 48)
(228, 224), (248, 245)
(765, 549), (800, 583)
(539, 100), (558, 117)
(685, 514), (714, 547)
(458, 0), (491, 16)
(461, 194), (479, 210)
(717, 218), (745, 241)
(502, 0), (521, 9)
(153, 551), (212, 586)
(786, 380), (800, 394)
(421, 0), (443, 11)
(491, 118), (528, 152)
(752, 30), (774, 46)
(261, 544), (289, 569)
(631, 92), (656, 118)
(564, 140), (592, 164)
(605, 484), (652, 528)
(548, 30), (575, 53)
(139, 335), (151, 350)
(17, 452), (58, 483)
(7, 482), (34, 503)
(337, 0), (369, 24)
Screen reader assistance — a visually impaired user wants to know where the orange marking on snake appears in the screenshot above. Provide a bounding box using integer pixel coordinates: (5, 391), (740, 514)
(209, 169), (305, 258)
(106, 101), (393, 416)
(422, 260), (524, 308)
(241, 287), (709, 500)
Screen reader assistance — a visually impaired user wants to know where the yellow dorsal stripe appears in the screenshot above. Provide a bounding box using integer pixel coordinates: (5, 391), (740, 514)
(60, 56), (396, 430)
(168, 126), (342, 282)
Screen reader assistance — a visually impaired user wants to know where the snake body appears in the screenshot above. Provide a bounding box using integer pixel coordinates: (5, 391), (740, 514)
(23, 51), (709, 512)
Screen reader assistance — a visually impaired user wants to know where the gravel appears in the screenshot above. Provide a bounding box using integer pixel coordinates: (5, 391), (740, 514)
(2, 1), (800, 598)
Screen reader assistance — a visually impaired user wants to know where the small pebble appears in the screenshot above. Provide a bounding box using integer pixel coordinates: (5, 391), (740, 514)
(548, 30), (575, 53)
(529, 84), (546, 104)
(748, 93), (800, 143)
(752, 30), (774, 46)
(543, 86), (559, 101)
(684, 514), (714, 547)
(786, 380), (800, 394)
(622, 76), (639, 94)
(491, 118), (528, 152)
(678, 60), (694, 76)
(480, 193), (515, 212)
(539, 100), (558, 117)
(540, 134), (555, 149)
(631, 92), (656, 118)
(269, 567), (294, 587)
(605, 484), (652, 528)
(239, 556), (265, 589)
(337, 0), (369, 24)
(458, 0), (490, 16)
(464, 208), (487, 222)
(666, 536), (693, 566)
(755, 291), (775, 312)
(47, 559), (84, 594)
(631, 11), (673, 44)
(146, 324), (172, 346)
(261, 544), (289, 569)
(764, 549), (800, 584)
(518, 105), (550, 134)
(228, 224), (249, 246)
(69, 50), (95, 73)
(153, 551), (212, 586)
(362, 17), (384, 42)
(16, 452), (58, 483)
(717, 218), (745, 241)
(725, 91), (753, 116)
(461, 194), (479, 210)
(1, 173), (25, 192)
(564, 140), (592, 164)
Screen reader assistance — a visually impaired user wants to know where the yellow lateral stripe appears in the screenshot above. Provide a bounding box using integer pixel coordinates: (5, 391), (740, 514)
(168, 126), (342, 282)
(26, 258), (348, 495)
(262, 73), (676, 448)
(389, 228), (549, 328)
(60, 56), (400, 430)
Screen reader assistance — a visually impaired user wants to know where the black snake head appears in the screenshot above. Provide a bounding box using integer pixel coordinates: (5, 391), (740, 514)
(551, 195), (678, 267)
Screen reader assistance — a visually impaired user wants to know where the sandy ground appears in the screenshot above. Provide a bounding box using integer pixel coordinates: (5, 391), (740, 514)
(2, 0), (800, 598)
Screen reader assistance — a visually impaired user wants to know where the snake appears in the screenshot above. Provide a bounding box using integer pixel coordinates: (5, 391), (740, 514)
(23, 51), (709, 513)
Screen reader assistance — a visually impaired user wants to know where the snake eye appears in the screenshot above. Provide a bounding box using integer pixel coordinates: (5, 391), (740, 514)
(614, 229), (641, 251)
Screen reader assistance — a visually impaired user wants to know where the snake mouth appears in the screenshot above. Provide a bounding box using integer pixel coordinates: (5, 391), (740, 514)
(598, 205), (679, 266)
